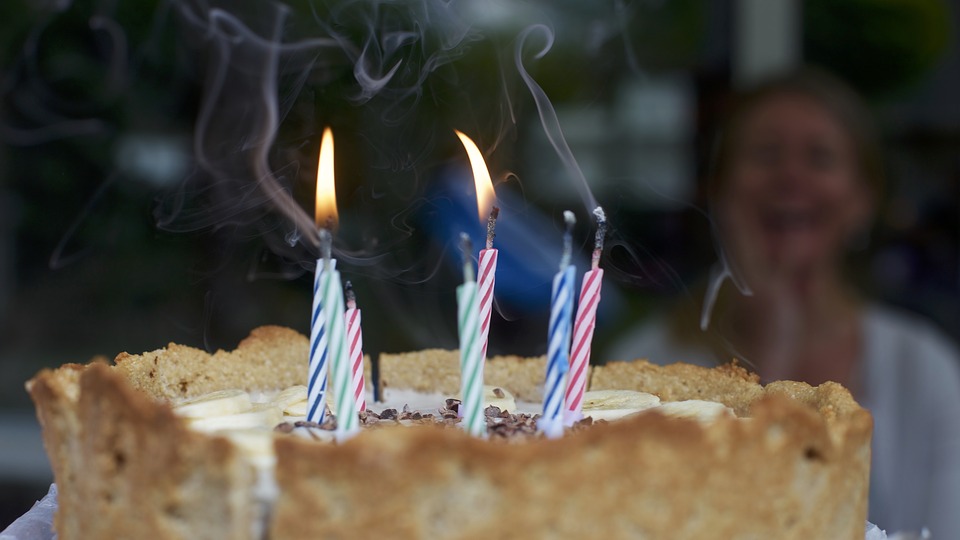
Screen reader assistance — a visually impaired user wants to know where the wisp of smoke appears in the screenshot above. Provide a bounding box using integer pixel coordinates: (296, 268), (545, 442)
(514, 24), (599, 215)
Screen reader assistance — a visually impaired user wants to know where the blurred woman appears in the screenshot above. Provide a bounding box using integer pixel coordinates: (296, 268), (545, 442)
(609, 68), (960, 535)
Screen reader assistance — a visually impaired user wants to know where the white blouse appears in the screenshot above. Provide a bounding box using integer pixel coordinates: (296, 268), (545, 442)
(605, 304), (960, 536)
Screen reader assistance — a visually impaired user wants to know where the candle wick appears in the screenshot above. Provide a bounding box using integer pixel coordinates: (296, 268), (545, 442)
(319, 228), (333, 269)
(485, 206), (500, 250)
(459, 232), (475, 283)
(560, 210), (576, 270)
(591, 206), (607, 271)
(345, 281), (357, 310)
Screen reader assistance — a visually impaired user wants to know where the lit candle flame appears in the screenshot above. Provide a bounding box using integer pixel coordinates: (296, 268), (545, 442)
(315, 127), (338, 230)
(455, 130), (496, 223)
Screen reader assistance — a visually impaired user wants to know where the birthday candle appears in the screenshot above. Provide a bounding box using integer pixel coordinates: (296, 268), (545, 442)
(457, 233), (486, 437)
(307, 259), (333, 424)
(308, 127), (338, 425)
(344, 282), (366, 412)
(564, 207), (607, 425)
(455, 130), (499, 362)
(539, 211), (576, 439)
(318, 231), (359, 441)
(478, 207), (499, 361)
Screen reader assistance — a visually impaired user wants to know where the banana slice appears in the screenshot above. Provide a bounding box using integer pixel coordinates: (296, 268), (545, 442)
(654, 400), (734, 422)
(173, 389), (252, 418)
(271, 386), (308, 410)
(187, 402), (283, 432)
(282, 399), (309, 417)
(580, 389), (661, 421)
(281, 388), (338, 418)
(581, 390), (661, 421)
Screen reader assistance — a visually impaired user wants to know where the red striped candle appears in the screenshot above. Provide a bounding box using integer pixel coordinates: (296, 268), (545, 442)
(344, 282), (366, 412)
(478, 207), (499, 361)
(564, 268), (603, 424)
(455, 130), (499, 362)
(564, 206), (606, 425)
(477, 244), (498, 361)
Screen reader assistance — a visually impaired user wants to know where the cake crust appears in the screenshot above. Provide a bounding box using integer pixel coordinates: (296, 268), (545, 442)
(379, 349), (554, 402)
(28, 326), (872, 540)
(29, 362), (256, 540)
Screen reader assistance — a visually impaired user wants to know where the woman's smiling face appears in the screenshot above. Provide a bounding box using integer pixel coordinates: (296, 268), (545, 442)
(716, 92), (872, 279)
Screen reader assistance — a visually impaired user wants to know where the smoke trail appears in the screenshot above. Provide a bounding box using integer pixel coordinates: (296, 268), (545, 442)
(158, 0), (487, 274)
(514, 24), (598, 214)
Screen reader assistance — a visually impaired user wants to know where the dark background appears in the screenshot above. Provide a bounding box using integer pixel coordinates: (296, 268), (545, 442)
(1, 0), (958, 527)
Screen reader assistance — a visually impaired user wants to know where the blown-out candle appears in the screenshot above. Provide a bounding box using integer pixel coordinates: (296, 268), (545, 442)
(564, 207), (607, 425)
(344, 281), (366, 412)
(457, 233), (486, 437)
(539, 211), (576, 439)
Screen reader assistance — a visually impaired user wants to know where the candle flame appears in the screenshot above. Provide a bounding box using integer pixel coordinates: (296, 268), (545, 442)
(455, 130), (495, 223)
(315, 127), (338, 230)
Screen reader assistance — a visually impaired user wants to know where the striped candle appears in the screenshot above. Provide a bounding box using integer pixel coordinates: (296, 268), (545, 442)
(477, 247), (497, 361)
(564, 206), (606, 425)
(564, 268), (603, 425)
(307, 258), (336, 424)
(344, 282), (366, 412)
(539, 211), (576, 439)
(457, 233), (486, 437)
(319, 258), (359, 441)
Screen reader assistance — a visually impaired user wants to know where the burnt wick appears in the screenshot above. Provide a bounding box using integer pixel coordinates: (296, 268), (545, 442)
(560, 210), (576, 270)
(319, 228), (333, 269)
(485, 206), (500, 250)
(591, 206), (607, 271)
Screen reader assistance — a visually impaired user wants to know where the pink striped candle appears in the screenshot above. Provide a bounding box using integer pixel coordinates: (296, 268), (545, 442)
(478, 207), (499, 360)
(344, 281), (366, 412)
(455, 130), (499, 362)
(564, 207), (606, 425)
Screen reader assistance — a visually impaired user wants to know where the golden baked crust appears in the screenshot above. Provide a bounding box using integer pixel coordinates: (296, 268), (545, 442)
(113, 326), (308, 400)
(379, 349), (554, 402)
(28, 326), (872, 540)
(272, 394), (868, 539)
(590, 359), (764, 415)
(29, 362), (256, 540)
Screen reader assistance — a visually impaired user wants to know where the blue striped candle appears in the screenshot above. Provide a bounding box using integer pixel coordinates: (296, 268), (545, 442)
(307, 258), (336, 424)
(539, 211), (576, 439)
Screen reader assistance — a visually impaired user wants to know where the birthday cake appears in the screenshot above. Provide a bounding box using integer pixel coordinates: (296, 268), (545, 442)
(27, 326), (872, 539)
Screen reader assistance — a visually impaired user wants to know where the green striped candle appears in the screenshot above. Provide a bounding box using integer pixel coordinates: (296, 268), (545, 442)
(457, 233), (486, 437)
(319, 232), (359, 441)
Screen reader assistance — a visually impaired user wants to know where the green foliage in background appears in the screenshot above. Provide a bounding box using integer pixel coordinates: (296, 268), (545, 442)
(805, 0), (952, 100)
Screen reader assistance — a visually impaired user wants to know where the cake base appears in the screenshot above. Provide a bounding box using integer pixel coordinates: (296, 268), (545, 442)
(28, 326), (873, 540)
